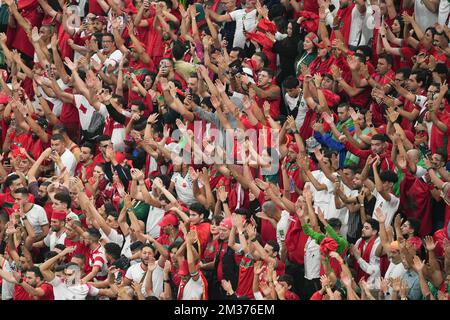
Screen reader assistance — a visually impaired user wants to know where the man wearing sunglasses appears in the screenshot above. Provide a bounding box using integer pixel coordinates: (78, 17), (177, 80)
(39, 246), (114, 299)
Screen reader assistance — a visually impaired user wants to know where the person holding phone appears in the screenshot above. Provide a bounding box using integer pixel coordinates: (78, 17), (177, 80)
(207, 0), (258, 49)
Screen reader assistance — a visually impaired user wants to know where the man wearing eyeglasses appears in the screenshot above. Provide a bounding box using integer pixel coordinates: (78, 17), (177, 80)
(91, 33), (124, 74)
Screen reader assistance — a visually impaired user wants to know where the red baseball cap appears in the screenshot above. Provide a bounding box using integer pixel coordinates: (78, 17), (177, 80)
(219, 217), (232, 230)
(159, 213), (179, 227)
(52, 211), (67, 221)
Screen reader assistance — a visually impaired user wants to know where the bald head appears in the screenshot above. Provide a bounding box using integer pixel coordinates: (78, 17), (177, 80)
(406, 149), (419, 164)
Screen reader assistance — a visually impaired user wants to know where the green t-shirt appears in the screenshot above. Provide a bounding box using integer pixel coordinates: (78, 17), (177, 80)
(119, 200), (150, 225)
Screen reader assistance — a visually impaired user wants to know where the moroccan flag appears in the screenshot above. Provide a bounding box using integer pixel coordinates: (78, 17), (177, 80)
(399, 169), (433, 236)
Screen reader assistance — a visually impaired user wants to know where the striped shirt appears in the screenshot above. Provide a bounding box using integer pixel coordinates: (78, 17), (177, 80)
(89, 244), (108, 281)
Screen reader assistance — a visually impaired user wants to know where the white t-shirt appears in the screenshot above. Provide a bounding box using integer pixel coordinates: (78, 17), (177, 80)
(121, 235), (133, 259)
(38, 78), (68, 117)
(329, 182), (359, 238)
(55, 148), (77, 177)
(110, 109), (131, 152)
(181, 276), (205, 300)
(415, 0), (438, 32)
(277, 210), (291, 250)
(125, 262), (147, 283)
(126, 263), (164, 298)
(91, 49), (123, 73)
(304, 237), (321, 280)
(1, 259), (14, 300)
(145, 206), (165, 239)
(285, 94), (308, 130)
(355, 237), (381, 290)
(305, 170), (334, 218)
(229, 9), (257, 48)
(99, 228), (125, 247)
(50, 276), (99, 300)
(348, 4), (373, 47)
(384, 261), (406, 296)
(43, 231), (67, 251)
(148, 264), (164, 298)
(438, 0), (450, 27)
(73, 94), (109, 131)
(26, 204), (49, 235)
(171, 172), (196, 206)
(414, 165), (427, 178)
(371, 189), (400, 227)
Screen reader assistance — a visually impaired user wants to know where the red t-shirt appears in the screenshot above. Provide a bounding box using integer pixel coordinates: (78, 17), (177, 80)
(13, 283), (32, 300)
(26, 132), (50, 160)
(145, 10), (164, 64)
(8, 130), (29, 151)
(88, 0), (105, 15)
(203, 239), (219, 264)
(303, 0), (319, 13)
(429, 111), (450, 160)
(58, 25), (74, 60)
(37, 283), (54, 300)
(7, 0), (43, 58)
(75, 162), (96, 180)
(331, 4), (355, 45)
(0, 192), (16, 216)
(284, 216), (308, 265)
(60, 89), (80, 126)
(399, 96), (421, 132)
(64, 238), (91, 272)
(260, 219), (277, 246)
(13, 281), (54, 300)
(190, 222), (211, 259)
(236, 255), (254, 299)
